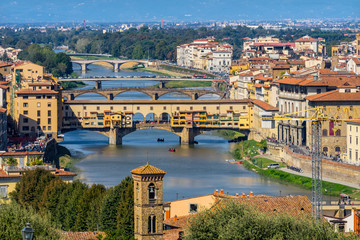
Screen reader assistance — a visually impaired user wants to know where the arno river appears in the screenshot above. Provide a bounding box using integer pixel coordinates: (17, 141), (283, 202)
(60, 63), (311, 202)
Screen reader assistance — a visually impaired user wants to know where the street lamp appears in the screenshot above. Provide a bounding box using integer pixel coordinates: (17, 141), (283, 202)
(22, 223), (34, 240)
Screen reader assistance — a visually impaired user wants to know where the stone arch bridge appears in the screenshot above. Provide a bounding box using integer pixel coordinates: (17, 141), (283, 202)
(71, 59), (149, 72)
(61, 123), (250, 145)
(62, 87), (224, 101)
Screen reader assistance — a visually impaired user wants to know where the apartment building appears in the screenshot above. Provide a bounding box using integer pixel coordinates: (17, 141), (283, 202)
(15, 89), (61, 138)
(295, 35), (325, 56)
(346, 120), (360, 165)
(176, 39), (233, 73)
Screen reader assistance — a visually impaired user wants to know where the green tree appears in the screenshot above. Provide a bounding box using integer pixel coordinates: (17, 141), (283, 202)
(10, 168), (58, 210)
(5, 157), (18, 166)
(185, 200), (352, 240)
(132, 43), (143, 59)
(0, 202), (61, 240)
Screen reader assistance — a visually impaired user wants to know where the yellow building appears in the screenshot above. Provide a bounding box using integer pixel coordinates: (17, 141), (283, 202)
(0, 62), (12, 79)
(12, 62), (44, 83)
(15, 89), (61, 138)
(346, 120), (360, 165)
(0, 151), (76, 201)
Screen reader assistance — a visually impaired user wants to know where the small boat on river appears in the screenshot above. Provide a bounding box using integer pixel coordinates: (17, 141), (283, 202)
(168, 148), (176, 152)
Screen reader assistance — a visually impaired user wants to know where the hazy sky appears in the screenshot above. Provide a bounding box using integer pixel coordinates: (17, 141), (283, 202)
(1, 0), (359, 23)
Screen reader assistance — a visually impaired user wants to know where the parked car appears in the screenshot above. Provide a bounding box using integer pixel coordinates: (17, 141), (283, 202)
(267, 163), (280, 169)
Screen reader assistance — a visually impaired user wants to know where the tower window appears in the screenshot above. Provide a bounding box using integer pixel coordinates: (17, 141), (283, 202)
(148, 183), (155, 201)
(189, 203), (198, 213)
(148, 215), (156, 234)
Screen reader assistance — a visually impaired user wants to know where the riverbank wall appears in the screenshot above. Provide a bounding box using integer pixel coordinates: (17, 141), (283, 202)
(268, 142), (360, 184)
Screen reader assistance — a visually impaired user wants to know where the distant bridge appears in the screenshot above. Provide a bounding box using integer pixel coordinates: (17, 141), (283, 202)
(62, 87), (224, 101)
(71, 59), (149, 72)
(66, 53), (112, 57)
(61, 99), (254, 144)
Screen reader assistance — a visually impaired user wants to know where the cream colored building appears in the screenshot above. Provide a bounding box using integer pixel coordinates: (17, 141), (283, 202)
(346, 120), (360, 165)
(12, 62), (44, 83)
(15, 89), (61, 138)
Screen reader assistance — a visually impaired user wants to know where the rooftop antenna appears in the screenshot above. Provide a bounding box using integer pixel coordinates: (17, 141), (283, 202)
(161, 18), (163, 29)
(83, 19), (86, 30)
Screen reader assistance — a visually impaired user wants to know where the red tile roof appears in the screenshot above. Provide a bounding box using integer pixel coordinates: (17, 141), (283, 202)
(60, 231), (105, 240)
(296, 36), (318, 42)
(305, 90), (360, 102)
(252, 99), (278, 111)
(16, 89), (58, 94)
(131, 163), (166, 175)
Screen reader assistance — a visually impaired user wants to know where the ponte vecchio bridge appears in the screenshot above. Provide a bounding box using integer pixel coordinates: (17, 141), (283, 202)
(61, 99), (254, 144)
(62, 87), (224, 101)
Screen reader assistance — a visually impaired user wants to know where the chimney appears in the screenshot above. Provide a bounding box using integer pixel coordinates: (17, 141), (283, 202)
(313, 74), (319, 81)
(214, 189), (219, 195)
(220, 189), (224, 194)
(249, 191), (254, 196)
(174, 215), (178, 221)
(241, 192), (246, 198)
(235, 193), (239, 197)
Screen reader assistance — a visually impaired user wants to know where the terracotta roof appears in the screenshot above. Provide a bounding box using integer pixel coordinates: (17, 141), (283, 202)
(252, 99), (278, 111)
(60, 231), (105, 240)
(273, 64), (290, 69)
(0, 151), (43, 156)
(28, 82), (53, 86)
(131, 163), (166, 175)
(305, 90), (360, 102)
(346, 119), (360, 124)
(0, 85), (9, 90)
(253, 42), (295, 47)
(352, 58), (360, 65)
(295, 35), (318, 42)
(274, 77), (308, 85)
(237, 195), (312, 217)
(16, 89), (58, 94)
(0, 108), (6, 113)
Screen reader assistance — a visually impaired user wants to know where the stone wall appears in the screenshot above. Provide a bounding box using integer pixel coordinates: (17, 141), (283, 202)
(269, 142), (360, 184)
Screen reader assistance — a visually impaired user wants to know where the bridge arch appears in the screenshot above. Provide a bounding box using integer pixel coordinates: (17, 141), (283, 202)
(157, 91), (192, 100)
(197, 93), (222, 100)
(71, 92), (108, 100)
(113, 90), (152, 100)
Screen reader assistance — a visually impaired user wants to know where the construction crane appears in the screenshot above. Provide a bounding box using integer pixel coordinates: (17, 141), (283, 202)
(262, 106), (338, 221)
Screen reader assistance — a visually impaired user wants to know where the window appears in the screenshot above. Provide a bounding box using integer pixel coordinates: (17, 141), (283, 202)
(48, 118), (51, 124)
(23, 96), (28, 99)
(335, 129), (341, 136)
(48, 110), (51, 117)
(357, 136), (358, 145)
(216, 106), (220, 110)
(47, 95), (52, 99)
(23, 110), (28, 115)
(323, 147), (328, 152)
(243, 106), (246, 110)
(48, 102), (51, 107)
(148, 183), (155, 201)
(190, 107), (193, 110)
(177, 107), (180, 110)
(23, 118), (28, 123)
(36, 95), (41, 99)
(110, 106), (113, 110)
(150, 106), (153, 110)
(203, 107), (206, 110)
(123, 106), (127, 110)
(356, 150), (359, 162)
(230, 106), (233, 110)
(316, 89), (321, 94)
(37, 118), (40, 124)
(22, 126), (29, 131)
(148, 215), (156, 234)
(83, 106), (86, 110)
(163, 106), (166, 110)
(43, 126), (46, 130)
(48, 126), (51, 130)
(0, 185), (8, 198)
(37, 110), (40, 117)
(189, 203), (198, 213)
(349, 149), (352, 161)
(335, 146), (341, 152)
(97, 106), (100, 111)
(137, 107), (140, 110)
(322, 129), (328, 136)
(350, 135), (352, 144)
(23, 103), (28, 107)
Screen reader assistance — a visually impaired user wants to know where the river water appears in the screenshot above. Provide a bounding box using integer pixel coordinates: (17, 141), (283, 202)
(59, 63), (311, 202)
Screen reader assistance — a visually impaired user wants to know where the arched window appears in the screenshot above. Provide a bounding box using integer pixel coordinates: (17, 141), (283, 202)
(148, 183), (155, 200)
(335, 129), (341, 136)
(148, 215), (156, 233)
(335, 146), (341, 152)
(322, 129), (328, 136)
(323, 147), (328, 152)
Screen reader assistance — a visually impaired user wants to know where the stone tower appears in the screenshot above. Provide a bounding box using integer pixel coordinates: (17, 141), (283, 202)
(131, 163), (166, 240)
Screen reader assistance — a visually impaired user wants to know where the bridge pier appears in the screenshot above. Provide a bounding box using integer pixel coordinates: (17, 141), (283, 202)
(107, 93), (114, 100)
(113, 63), (120, 72)
(81, 63), (87, 72)
(108, 127), (135, 145)
(159, 81), (165, 89)
(95, 80), (102, 89)
(191, 93), (199, 100)
(152, 93), (159, 100)
(70, 94), (75, 100)
(179, 128), (195, 144)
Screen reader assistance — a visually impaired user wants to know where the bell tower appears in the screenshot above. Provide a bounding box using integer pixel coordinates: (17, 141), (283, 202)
(131, 163), (166, 240)
(356, 32), (360, 57)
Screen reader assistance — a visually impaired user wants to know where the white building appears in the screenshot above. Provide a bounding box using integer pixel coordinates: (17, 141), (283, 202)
(346, 120), (360, 165)
(347, 58), (360, 75)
